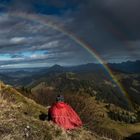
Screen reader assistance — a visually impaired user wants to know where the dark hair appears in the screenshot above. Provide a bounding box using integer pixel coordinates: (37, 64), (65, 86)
(56, 95), (64, 102)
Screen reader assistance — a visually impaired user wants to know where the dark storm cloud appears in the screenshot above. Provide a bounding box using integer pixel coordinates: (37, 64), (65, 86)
(63, 0), (140, 40)
(1, 0), (140, 41)
(0, 13), (95, 68)
(0, 0), (139, 68)
(60, 0), (140, 61)
(1, 0), (140, 40)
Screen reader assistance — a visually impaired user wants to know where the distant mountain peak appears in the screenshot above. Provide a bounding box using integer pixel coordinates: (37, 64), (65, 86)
(46, 64), (65, 73)
(51, 64), (63, 68)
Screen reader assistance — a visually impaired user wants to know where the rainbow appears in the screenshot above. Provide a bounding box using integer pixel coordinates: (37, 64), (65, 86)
(10, 12), (133, 109)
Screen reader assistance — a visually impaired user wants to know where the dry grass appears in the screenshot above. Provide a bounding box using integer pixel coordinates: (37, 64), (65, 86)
(1, 81), (139, 140)
(0, 82), (102, 140)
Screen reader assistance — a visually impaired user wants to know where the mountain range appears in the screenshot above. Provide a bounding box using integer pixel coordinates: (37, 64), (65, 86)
(0, 60), (140, 139)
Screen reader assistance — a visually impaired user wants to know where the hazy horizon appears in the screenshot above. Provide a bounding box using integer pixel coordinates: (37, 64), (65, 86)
(0, 60), (139, 70)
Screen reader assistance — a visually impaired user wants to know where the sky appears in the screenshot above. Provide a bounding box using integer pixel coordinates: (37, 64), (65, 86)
(0, 0), (140, 68)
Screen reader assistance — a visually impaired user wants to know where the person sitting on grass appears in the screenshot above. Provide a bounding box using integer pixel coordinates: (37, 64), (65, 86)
(48, 95), (82, 130)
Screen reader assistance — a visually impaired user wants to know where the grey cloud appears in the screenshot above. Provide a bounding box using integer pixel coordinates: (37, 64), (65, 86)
(65, 0), (140, 40)
(0, 13), (96, 67)
(0, 0), (139, 68)
(57, 0), (140, 63)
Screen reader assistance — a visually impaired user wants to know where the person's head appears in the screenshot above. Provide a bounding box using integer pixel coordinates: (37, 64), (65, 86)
(56, 95), (64, 102)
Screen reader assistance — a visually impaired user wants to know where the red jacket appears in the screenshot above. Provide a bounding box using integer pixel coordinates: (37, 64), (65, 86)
(48, 102), (82, 130)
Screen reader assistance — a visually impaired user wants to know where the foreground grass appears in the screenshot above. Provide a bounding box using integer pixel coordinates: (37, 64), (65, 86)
(1, 81), (140, 140)
(0, 82), (102, 140)
(106, 121), (140, 137)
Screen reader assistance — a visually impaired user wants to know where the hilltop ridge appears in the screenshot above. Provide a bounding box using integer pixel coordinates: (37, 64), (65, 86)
(0, 81), (103, 140)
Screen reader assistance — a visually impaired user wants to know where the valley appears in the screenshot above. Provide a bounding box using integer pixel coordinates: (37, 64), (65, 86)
(0, 61), (140, 139)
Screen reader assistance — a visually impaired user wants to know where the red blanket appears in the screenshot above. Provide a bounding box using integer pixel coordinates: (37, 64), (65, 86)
(49, 102), (82, 130)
